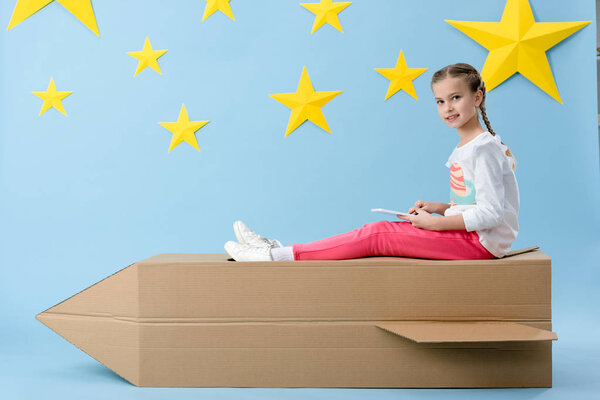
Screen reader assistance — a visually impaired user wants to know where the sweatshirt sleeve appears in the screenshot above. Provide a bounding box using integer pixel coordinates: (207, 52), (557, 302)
(461, 143), (505, 232)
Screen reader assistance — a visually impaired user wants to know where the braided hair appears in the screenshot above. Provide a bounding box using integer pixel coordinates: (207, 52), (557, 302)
(431, 63), (516, 171)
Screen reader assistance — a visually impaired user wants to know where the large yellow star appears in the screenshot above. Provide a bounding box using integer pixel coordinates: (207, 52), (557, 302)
(158, 104), (209, 152)
(127, 37), (168, 76)
(301, 0), (351, 34)
(375, 51), (428, 100)
(269, 67), (342, 137)
(7, 0), (99, 36)
(202, 0), (235, 21)
(32, 77), (72, 116)
(446, 0), (590, 103)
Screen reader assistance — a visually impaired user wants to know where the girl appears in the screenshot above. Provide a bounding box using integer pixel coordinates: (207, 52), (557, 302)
(224, 63), (519, 261)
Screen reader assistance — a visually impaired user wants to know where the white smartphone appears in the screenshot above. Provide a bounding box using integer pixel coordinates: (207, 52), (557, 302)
(371, 208), (413, 217)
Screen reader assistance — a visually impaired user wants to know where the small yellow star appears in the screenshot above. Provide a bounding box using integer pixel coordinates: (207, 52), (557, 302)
(301, 0), (351, 34)
(126, 37), (168, 76)
(158, 104), (209, 152)
(7, 0), (100, 36)
(202, 0), (235, 21)
(446, 0), (590, 103)
(269, 66), (342, 137)
(32, 78), (72, 116)
(375, 50), (428, 100)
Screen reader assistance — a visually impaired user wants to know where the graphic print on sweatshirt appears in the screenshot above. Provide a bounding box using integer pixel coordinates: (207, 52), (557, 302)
(449, 162), (476, 206)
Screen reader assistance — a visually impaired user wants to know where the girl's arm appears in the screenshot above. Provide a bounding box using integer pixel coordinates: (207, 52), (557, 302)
(432, 214), (466, 231)
(460, 145), (506, 231)
(432, 144), (506, 232)
(399, 209), (465, 231)
(436, 202), (451, 215)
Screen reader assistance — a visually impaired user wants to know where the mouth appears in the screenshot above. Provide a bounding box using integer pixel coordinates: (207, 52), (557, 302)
(446, 114), (459, 122)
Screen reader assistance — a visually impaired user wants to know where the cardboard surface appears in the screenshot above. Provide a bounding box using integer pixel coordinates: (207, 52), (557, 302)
(36, 249), (556, 388)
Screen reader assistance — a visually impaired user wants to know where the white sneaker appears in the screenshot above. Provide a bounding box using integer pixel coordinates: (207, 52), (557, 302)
(224, 241), (273, 262)
(233, 220), (282, 249)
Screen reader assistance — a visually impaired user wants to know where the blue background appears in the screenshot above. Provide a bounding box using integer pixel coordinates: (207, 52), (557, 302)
(1, 0), (599, 398)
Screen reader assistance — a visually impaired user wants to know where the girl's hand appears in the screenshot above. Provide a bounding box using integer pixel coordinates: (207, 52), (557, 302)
(396, 208), (439, 230)
(408, 200), (439, 215)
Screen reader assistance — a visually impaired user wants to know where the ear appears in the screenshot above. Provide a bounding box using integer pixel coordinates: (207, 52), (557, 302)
(475, 89), (483, 108)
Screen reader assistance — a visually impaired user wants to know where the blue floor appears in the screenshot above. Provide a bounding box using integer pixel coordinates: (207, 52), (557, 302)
(2, 308), (598, 400)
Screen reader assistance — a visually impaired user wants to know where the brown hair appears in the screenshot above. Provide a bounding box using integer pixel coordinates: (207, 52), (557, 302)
(431, 63), (516, 171)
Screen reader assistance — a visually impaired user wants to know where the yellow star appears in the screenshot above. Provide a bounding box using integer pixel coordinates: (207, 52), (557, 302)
(375, 51), (428, 100)
(158, 104), (209, 152)
(446, 0), (590, 103)
(7, 0), (99, 36)
(269, 66), (342, 137)
(301, 0), (351, 34)
(202, 0), (235, 21)
(32, 77), (72, 116)
(127, 37), (168, 77)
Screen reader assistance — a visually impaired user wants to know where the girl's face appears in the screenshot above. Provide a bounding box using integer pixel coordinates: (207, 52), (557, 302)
(432, 76), (482, 129)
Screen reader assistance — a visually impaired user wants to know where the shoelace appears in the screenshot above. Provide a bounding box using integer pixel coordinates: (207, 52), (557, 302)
(259, 237), (278, 248)
(245, 226), (278, 248)
(241, 241), (271, 254)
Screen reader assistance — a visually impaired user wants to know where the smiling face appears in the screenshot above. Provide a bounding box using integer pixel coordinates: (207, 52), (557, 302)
(432, 76), (483, 130)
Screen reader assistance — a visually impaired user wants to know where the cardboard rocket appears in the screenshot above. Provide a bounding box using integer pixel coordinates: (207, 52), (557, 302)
(36, 247), (557, 387)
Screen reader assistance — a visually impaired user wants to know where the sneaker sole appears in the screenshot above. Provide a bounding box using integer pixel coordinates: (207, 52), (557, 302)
(224, 241), (238, 260)
(224, 241), (272, 262)
(233, 221), (247, 245)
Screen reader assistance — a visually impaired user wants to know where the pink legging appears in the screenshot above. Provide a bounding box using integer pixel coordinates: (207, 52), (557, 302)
(290, 220), (495, 261)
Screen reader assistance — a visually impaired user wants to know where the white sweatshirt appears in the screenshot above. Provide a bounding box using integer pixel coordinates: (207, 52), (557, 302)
(444, 131), (519, 258)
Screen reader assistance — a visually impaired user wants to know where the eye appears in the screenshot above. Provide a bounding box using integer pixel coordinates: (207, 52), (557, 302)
(452, 95), (460, 100)
(436, 100), (443, 104)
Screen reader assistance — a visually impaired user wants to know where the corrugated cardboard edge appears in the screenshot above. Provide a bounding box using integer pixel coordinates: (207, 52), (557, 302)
(505, 246), (540, 257)
(376, 321), (557, 343)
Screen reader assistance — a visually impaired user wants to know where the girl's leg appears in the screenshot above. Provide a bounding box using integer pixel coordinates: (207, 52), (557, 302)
(290, 220), (495, 261)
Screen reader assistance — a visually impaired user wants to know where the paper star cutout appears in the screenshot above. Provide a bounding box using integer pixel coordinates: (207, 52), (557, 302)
(158, 104), (209, 152)
(32, 77), (72, 116)
(301, 0), (351, 34)
(127, 37), (168, 76)
(7, 0), (99, 36)
(269, 66), (342, 137)
(202, 0), (235, 21)
(446, 0), (590, 103)
(375, 51), (428, 100)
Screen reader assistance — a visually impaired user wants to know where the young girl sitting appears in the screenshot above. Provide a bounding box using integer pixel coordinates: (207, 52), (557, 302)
(224, 63), (519, 261)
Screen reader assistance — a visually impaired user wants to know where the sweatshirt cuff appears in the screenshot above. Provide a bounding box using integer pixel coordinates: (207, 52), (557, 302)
(461, 209), (479, 232)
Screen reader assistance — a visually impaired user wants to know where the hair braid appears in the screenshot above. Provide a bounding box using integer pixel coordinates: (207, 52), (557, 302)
(478, 85), (495, 135)
(478, 82), (516, 171)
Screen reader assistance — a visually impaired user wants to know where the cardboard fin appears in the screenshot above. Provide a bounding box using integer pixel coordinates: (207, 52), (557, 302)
(376, 321), (557, 343)
(506, 246), (540, 257)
